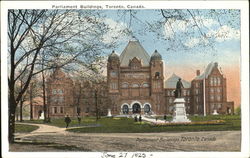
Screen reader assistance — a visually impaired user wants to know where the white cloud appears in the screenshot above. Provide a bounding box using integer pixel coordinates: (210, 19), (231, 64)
(207, 25), (240, 42)
(164, 16), (219, 39)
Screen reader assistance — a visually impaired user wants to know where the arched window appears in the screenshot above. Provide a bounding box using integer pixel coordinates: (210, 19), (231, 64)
(132, 83), (139, 88)
(214, 77), (217, 85)
(122, 105), (129, 114)
(122, 83), (129, 88)
(142, 83), (150, 88)
(144, 104), (151, 113)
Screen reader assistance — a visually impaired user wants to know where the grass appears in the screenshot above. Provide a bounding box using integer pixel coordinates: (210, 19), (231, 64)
(15, 124), (39, 133)
(67, 115), (241, 133)
(20, 115), (241, 133)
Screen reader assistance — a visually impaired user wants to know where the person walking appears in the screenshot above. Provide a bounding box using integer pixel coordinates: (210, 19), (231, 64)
(77, 116), (81, 125)
(164, 114), (167, 123)
(139, 115), (142, 124)
(64, 115), (71, 128)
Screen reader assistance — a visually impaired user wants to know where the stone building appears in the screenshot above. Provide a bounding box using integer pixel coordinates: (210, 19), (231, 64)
(107, 40), (165, 115)
(46, 68), (74, 118)
(190, 62), (234, 115)
(46, 68), (109, 118)
(107, 40), (234, 116)
(45, 40), (234, 118)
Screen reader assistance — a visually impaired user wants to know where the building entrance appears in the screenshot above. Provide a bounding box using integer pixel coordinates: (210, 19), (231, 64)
(132, 103), (141, 113)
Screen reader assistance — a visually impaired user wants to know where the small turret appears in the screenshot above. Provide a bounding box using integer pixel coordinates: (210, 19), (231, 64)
(108, 50), (120, 62)
(150, 50), (162, 61)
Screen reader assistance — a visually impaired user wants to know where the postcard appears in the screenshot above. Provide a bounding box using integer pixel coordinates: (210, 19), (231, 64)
(1, 1), (249, 158)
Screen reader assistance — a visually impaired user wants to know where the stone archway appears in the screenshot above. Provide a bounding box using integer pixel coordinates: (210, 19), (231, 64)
(122, 104), (129, 114)
(132, 103), (141, 113)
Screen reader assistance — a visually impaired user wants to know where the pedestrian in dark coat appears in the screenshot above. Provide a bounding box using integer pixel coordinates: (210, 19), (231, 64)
(64, 115), (71, 128)
(134, 115), (138, 122)
(139, 115), (142, 124)
(164, 114), (167, 122)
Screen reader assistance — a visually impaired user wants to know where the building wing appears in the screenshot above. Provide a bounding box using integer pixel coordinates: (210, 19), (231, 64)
(195, 62), (222, 80)
(164, 73), (191, 88)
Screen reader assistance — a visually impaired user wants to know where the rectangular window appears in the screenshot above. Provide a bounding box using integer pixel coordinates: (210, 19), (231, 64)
(54, 107), (57, 114)
(210, 95), (214, 101)
(210, 78), (213, 86)
(60, 107), (63, 113)
(217, 77), (221, 85)
(196, 82), (199, 88)
(195, 89), (199, 95)
(218, 104), (222, 109)
(217, 95), (221, 101)
(52, 89), (57, 94)
(217, 88), (221, 93)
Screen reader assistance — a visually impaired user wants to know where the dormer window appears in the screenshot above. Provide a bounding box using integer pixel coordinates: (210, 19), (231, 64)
(129, 57), (141, 69)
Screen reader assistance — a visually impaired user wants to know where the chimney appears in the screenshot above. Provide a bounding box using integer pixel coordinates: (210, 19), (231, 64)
(196, 70), (200, 76)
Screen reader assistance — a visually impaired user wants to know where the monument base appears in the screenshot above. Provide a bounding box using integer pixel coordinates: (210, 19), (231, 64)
(171, 98), (191, 123)
(107, 109), (112, 117)
(212, 109), (219, 115)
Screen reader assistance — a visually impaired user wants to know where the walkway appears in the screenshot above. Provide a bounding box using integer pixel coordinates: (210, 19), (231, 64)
(141, 115), (167, 123)
(15, 123), (68, 139)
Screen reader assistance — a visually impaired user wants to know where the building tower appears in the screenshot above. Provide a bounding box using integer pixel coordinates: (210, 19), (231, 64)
(107, 50), (120, 113)
(150, 50), (165, 114)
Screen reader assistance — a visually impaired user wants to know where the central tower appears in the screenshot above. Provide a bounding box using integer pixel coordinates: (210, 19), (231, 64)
(107, 40), (165, 115)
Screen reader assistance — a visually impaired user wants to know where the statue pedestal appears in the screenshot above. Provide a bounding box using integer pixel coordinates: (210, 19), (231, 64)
(212, 109), (219, 115)
(39, 112), (44, 120)
(107, 109), (112, 117)
(171, 98), (191, 123)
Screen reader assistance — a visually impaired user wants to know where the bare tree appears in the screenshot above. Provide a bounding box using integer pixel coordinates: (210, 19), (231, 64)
(8, 9), (122, 143)
(117, 9), (240, 53)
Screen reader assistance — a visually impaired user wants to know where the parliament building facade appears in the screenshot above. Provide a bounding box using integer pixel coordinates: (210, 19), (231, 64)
(45, 40), (234, 118)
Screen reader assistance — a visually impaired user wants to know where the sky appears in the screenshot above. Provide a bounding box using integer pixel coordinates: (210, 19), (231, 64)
(101, 9), (241, 107)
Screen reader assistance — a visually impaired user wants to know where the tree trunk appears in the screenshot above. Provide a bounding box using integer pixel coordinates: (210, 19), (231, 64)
(20, 100), (23, 122)
(9, 95), (17, 143)
(95, 90), (98, 121)
(42, 70), (47, 122)
(30, 83), (33, 120)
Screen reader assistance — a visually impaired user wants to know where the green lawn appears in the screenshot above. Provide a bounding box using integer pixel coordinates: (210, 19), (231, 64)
(15, 124), (39, 133)
(67, 115), (241, 133)
(21, 115), (240, 133)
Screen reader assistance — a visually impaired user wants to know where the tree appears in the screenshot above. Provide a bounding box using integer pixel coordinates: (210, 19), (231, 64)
(8, 9), (122, 143)
(117, 9), (240, 53)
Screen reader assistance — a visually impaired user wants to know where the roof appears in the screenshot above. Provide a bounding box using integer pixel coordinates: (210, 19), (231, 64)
(119, 40), (150, 66)
(150, 50), (162, 61)
(164, 73), (191, 88)
(195, 62), (220, 80)
(108, 50), (120, 62)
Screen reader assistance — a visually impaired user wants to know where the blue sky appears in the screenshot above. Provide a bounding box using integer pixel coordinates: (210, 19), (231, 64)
(101, 9), (240, 77)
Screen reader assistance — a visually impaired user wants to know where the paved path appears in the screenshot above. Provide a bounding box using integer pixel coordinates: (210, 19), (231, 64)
(15, 123), (86, 139)
(141, 116), (166, 123)
(12, 123), (241, 152)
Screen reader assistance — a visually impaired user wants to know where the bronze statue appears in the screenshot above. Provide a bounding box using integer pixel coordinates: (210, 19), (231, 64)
(175, 78), (184, 98)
